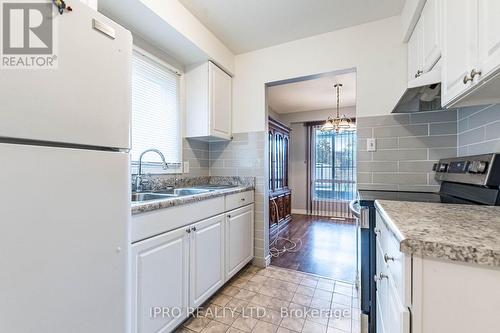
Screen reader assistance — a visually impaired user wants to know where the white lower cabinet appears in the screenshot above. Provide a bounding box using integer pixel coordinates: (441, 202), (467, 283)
(189, 214), (225, 309)
(376, 209), (500, 333)
(130, 190), (255, 333)
(375, 213), (411, 333)
(131, 227), (189, 333)
(225, 204), (255, 280)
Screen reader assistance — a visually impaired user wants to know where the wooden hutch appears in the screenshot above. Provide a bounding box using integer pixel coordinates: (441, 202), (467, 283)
(269, 117), (292, 239)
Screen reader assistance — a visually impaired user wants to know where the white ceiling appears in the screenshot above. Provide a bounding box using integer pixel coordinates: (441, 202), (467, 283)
(268, 72), (357, 114)
(179, 0), (405, 54)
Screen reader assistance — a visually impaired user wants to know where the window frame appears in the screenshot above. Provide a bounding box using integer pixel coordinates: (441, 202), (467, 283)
(130, 46), (183, 175)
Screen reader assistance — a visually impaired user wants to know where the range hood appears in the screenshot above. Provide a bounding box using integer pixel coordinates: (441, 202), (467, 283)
(392, 67), (442, 113)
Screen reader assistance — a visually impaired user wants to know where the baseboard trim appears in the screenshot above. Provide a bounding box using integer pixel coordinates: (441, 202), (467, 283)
(291, 209), (308, 214)
(252, 255), (270, 268)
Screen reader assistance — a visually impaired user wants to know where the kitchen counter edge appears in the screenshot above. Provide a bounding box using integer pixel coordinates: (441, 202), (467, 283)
(131, 186), (255, 215)
(374, 200), (500, 267)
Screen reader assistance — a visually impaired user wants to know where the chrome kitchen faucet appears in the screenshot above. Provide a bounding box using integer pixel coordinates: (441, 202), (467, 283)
(135, 149), (168, 192)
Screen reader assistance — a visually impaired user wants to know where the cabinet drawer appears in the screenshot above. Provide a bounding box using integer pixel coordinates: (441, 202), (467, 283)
(376, 211), (411, 307)
(225, 190), (254, 211)
(132, 197), (225, 243)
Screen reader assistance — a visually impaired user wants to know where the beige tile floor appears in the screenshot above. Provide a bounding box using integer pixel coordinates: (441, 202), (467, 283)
(175, 265), (360, 333)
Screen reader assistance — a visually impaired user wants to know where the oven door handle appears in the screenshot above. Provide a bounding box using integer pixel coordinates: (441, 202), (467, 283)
(349, 199), (361, 218)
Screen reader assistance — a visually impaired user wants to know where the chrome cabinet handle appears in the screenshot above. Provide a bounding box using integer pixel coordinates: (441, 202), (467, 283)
(463, 74), (473, 84)
(241, 198), (246, 201)
(470, 68), (482, 79)
(384, 253), (395, 263)
(227, 214), (231, 218)
(191, 226), (197, 232)
(186, 228), (191, 233)
(374, 228), (381, 236)
(374, 273), (389, 282)
(415, 69), (423, 78)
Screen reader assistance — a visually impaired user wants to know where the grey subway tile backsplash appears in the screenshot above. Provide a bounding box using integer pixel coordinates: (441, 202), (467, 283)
(357, 110), (457, 192)
(398, 161), (436, 172)
(398, 135), (456, 148)
(356, 127), (373, 138)
(409, 109), (457, 124)
(372, 173), (428, 185)
(357, 113), (410, 127)
(372, 149), (428, 161)
(428, 148), (457, 160)
(467, 104), (500, 129)
(457, 104), (500, 155)
(209, 131), (267, 266)
(429, 122), (457, 135)
(458, 128), (485, 146)
(373, 124), (429, 138)
(357, 161), (398, 172)
(485, 121), (500, 140)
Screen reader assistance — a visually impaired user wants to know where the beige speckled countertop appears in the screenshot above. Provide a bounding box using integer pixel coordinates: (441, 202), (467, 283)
(375, 200), (500, 267)
(132, 186), (254, 215)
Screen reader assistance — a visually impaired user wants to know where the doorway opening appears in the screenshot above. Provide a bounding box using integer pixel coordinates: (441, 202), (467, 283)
(266, 69), (358, 283)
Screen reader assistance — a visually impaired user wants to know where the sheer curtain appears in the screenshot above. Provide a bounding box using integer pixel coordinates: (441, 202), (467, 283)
(306, 123), (357, 219)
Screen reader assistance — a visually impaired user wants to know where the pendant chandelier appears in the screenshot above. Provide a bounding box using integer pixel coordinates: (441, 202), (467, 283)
(321, 83), (356, 133)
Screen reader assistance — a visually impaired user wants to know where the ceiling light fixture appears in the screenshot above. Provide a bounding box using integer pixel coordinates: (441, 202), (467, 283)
(321, 83), (356, 133)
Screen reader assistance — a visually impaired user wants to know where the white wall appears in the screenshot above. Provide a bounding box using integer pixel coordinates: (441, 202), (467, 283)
(400, 0), (426, 42)
(101, 0), (235, 73)
(80, 0), (98, 10)
(233, 16), (406, 133)
(268, 106), (284, 122)
(139, 0), (234, 73)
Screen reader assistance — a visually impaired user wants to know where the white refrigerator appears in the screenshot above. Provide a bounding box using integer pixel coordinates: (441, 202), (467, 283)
(0, 2), (132, 333)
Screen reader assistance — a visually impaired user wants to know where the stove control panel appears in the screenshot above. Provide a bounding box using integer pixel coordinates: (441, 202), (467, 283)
(434, 154), (500, 186)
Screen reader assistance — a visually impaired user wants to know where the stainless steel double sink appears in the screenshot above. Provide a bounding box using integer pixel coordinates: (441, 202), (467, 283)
(131, 185), (238, 203)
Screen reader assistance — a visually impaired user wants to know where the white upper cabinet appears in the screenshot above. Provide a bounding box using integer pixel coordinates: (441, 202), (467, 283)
(441, 0), (477, 106)
(421, 0), (442, 71)
(407, 0), (442, 82)
(442, 0), (500, 107)
(477, 0), (500, 79)
(185, 61), (232, 141)
(408, 19), (424, 81)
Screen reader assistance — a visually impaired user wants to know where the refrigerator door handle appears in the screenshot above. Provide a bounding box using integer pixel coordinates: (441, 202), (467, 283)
(349, 199), (361, 218)
(360, 207), (370, 229)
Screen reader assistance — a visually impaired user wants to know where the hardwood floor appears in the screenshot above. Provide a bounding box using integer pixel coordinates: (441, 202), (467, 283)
(270, 214), (357, 282)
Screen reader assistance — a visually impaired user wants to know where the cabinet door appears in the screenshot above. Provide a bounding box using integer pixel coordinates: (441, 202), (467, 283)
(422, 0), (442, 71)
(225, 204), (254, 280)
(477, 0), (500, 80)
(375, 238), (388, 333)
(386, 278), (411, 333)
(190, 214), (225, 308)
(131, 228), (189, 333)
(442, 0), (478, 106)
(209, 62), (232, 140)
(408, 18), (424, 81)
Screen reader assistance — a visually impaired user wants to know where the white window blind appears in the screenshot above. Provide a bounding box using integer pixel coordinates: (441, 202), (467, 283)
(131, 51), (181, 171)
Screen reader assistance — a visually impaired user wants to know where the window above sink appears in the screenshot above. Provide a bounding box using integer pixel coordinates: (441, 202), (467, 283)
(130, 47), (182, 175)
